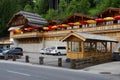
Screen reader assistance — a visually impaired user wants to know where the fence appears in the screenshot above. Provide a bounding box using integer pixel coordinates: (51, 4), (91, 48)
(70, 54), (113, 69)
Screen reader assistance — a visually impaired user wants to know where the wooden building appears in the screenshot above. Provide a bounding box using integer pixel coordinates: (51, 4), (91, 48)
(61, 13), (94, 24)
(8, 11), (48, 52)
(60, 32), (118, 59)
(98, 7), (120, 18)
(0, 37), (12, 49)
(8, 7), (120, 52)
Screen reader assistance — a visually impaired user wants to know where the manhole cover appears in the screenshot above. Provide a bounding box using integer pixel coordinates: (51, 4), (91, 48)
(100, 72), (111, 74)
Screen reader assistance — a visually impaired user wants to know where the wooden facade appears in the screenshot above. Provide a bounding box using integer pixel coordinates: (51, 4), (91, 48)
(0, 38), (12, 49)
(98, 7), (120, 18)
(8, 7), (120, 52)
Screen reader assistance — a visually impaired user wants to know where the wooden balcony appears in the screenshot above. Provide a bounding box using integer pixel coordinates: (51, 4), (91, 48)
(10, 32), (43, 39)
(43, 24), (120, 37)
(10, 24), (120, 39)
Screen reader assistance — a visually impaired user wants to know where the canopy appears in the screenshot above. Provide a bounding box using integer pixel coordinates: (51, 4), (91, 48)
(86, 20), (96, 24)
(114, 15), (120, 20)
(68, 22), (74, 26)
(43, 27), (49, 30)
(74, 22), (81, 26)
(103, 17), (115, 21)
(95, 18), (105, 23)
(80, 20), (88, 24)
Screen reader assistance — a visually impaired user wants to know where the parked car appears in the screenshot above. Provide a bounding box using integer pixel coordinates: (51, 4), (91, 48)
(0, 48), (5, 53)
(48, 46), (66, 55)
(0, 48), (6, 59)
(1, 47), (23, 57)
(40, 48), (47, 54)
(113, 52), (120, 61)
(40, 48), (51, 54)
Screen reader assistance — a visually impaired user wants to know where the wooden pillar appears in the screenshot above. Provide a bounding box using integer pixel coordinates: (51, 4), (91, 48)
(105, 42), (107, 53)
(110, 42), (112, 52)
(95, 42), (97, 52)
(66, 42), (68, 53)
(82, 41), (84, 57)
(10, 31), (14, 38)
(42, 37), (45, 48)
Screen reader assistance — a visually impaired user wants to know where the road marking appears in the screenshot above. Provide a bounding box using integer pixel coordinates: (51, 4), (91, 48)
(6, 70), (31, 77)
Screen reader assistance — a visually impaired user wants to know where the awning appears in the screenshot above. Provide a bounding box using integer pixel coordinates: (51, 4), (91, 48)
(8, 25), (24, 31)
(114, 15), (120, 20)
(103, 17), (115, 21)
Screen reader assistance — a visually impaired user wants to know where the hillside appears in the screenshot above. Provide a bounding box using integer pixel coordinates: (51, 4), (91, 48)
(0, 0), (120, 37)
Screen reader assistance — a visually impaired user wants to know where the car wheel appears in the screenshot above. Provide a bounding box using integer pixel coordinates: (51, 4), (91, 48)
(57, 52), (61, 56)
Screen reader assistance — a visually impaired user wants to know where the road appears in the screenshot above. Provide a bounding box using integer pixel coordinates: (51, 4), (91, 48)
(0, 61), (119, 80)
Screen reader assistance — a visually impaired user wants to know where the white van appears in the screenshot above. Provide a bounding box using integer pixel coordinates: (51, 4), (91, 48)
(48, 46), (66, 55)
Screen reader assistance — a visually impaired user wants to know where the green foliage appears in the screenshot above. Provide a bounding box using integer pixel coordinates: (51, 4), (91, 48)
(1, 0), (120, 37)
(78, 0), (90, 14)
(33, 0), (48, 14)
(45, 9), (57, 21)
(0, 0), (20, 37)
(24, 4), (33, 12)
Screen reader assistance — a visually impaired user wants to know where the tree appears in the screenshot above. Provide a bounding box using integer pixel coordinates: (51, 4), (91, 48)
(58, 0), (67, 13)
(45, 9), (57, 21)
(17, 0), (34, 10)
(34, 0), (49, 14)
(65, 0), (90, 14)
(56, 0), (68, 20)
(111, 0), (120, 8)
(78, 0), (90, 14)
(24, 4), (33, 12)
(96, 0), (111, 14)
(0, 0), (20, 37)
(65, 0), (77, 14)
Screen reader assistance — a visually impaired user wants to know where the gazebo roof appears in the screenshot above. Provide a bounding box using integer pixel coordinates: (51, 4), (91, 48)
(98, 7), (120, 18)
(8, 11), (48, 27)
(61, 32), (118, 42)
(60, 13), (94, 24)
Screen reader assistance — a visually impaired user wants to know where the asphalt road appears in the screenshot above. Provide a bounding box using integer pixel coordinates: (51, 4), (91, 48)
(0, 61), (119, 80)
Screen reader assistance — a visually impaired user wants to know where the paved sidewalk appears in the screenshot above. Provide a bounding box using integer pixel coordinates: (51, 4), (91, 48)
(80, 61), (120, 75)
(3, 52), (120, 75)
(15, 52), (70, 68)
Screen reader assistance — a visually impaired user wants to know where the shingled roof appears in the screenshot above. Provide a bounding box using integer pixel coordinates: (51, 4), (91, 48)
(61, 32), (118, 43)
(98, 7), (120, 18)
(60, 13), (94, 24)
(8, 11), (48, 27)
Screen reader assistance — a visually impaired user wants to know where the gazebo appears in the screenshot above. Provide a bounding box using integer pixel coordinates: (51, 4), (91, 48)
(61, 32), (118, 60)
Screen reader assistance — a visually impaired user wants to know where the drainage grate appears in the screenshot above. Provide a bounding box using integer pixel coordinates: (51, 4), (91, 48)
(100, 72), (111, 74)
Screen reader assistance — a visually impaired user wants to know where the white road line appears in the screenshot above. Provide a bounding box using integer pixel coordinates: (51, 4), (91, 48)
(6, 70), (31, 77)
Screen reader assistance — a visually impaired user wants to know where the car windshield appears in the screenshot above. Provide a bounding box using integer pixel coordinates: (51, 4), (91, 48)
(50, 47), (56, 49)
(2, 50), (9, 54)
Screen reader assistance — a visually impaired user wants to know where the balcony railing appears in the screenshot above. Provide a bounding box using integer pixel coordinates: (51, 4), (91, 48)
(10, 32), (43, 39)
(11, 24), (120, 38)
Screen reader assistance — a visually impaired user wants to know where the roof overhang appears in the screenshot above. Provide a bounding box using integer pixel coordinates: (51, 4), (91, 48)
(60, 32), (118, 43)
(8, 25), (24, 31)
(60, 32), (86, 42)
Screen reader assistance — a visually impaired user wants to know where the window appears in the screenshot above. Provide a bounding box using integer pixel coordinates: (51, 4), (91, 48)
(68, 41), (82, 52)
(57, 47), (66, 49)
(68, 42), (71, 52)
